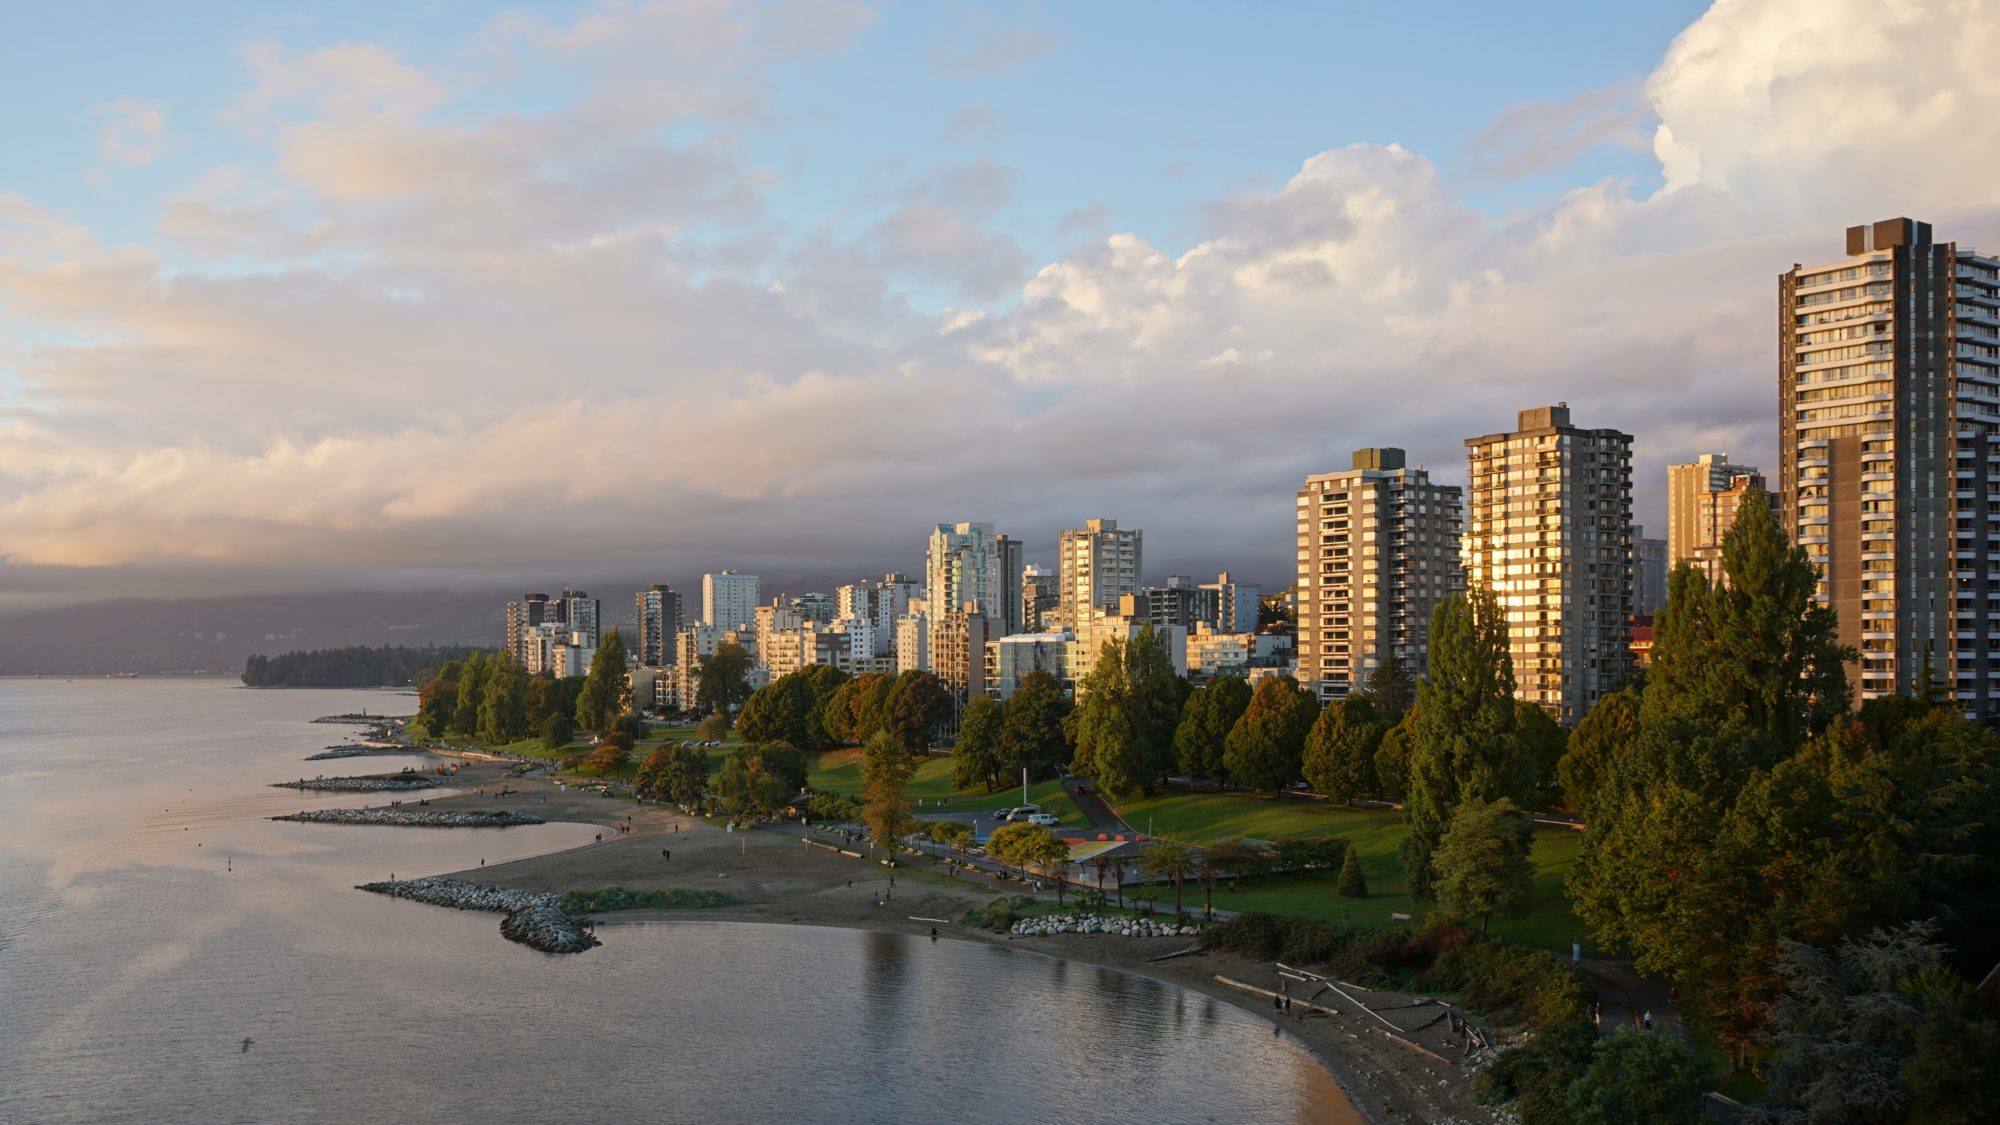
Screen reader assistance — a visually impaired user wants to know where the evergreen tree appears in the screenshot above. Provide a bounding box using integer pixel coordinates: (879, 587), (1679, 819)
(1174, 675), (1251, 787)
(1566, 494), (1858, 1066)
(1071, 638), (1146, 796)
(540, 712), (573, 750)
(1336, 847), (1369, 898)
(450, 651), (487, 735)
(1403, 588), (1521, 900)
(1124, 625), (1190, 789)
(1222, 675), (1318, 792)
(477, 653), (529, 743)
(574, 628), (630, 735)
(954, 695), (1005, 790)
(1365, 652), (1415, 723)
(1757, 922), (2000, 1125)
(1302, 694), (1384, 803)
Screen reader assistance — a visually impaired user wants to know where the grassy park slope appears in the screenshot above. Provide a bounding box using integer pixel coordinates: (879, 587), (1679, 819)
(1106, 787), (1587, 953)
(807, 748), (1087, 828)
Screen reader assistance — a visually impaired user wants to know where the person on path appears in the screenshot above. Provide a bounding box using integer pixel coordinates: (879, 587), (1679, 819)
(872, 891), (880, 906)
(595, 833), (602, 843)
(1643, 1010), (1654, 1031)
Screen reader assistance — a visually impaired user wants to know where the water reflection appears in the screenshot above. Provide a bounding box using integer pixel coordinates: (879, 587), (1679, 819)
(0, 681), (1356, 1124)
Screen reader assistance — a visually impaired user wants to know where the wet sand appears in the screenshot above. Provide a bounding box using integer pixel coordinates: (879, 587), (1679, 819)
(406, 760), (1499, 1125)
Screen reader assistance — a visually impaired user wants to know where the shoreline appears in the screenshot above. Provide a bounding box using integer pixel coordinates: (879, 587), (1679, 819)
(318, 754), (1496, 1124)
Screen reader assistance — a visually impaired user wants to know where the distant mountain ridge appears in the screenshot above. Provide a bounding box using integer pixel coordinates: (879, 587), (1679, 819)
(0, 591), (506, 676)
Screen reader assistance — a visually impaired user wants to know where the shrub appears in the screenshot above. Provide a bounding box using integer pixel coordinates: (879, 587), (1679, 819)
(807, 793), (863, 822)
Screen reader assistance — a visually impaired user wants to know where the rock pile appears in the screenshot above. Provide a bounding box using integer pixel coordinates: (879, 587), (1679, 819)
(1010, 913), (1199, 938)
(305, 746), (406, 760)
(272, 777), (440, 793)
(358, 877), (600, 954)
(272, 809), (543, 828)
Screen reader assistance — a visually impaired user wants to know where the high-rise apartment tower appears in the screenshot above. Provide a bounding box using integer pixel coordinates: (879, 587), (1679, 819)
(1057, 518), (1142, 630)
(1296, 448), (1464, 703)
(1780, 218), (2000, 711)
(1464, 406), (1634, 722)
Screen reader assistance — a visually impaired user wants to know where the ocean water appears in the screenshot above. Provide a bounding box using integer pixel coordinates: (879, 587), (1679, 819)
(0, 678), (1354, 1124)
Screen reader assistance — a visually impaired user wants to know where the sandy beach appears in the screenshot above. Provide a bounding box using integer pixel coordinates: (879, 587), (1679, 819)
(397, 759), (1498, 1124)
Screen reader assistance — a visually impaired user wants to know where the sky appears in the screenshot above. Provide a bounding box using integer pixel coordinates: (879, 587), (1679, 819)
(4, 0), (2000, 609)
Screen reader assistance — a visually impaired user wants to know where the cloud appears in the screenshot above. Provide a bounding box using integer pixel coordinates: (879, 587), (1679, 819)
(1054, 200), (1115, 237)
(95, 99), (169, 166)
(939, 103), (1004, 143)
(6, 0), (2000, 609)
(929, 10), (1057, 76)
(1465, 80), (1649, 179)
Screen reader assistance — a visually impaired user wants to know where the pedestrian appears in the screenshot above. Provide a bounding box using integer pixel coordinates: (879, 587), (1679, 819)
(595, 833), (602, 843)
(872, 891), (880, 905)
(1643, 1009), (1653, 1031)
(1273, 993), (1282, 1012)
(930, 927), (938, 941)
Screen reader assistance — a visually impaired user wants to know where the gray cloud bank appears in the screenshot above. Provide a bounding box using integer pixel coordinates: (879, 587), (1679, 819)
(4, 0), (2000, 613)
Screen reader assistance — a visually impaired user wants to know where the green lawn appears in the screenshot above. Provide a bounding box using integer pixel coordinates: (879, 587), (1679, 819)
(1104, 788), (1587, 953)
(808, 750), (1087, 828)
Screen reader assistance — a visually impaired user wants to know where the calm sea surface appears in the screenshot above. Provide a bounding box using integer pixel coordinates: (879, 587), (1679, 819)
(0, 678), (1353, 1124)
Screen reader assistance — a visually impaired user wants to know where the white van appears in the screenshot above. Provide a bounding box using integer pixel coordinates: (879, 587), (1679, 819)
(1025, 812), (1059, 827)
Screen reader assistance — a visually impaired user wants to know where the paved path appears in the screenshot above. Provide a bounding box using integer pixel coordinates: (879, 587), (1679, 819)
(1063, 779), (1135, 835)
(1578, 956), (1686, 1039)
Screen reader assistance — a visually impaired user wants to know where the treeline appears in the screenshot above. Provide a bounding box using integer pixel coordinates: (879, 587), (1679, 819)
(241, 644), (489, 687)
(412, 631), (630, 746)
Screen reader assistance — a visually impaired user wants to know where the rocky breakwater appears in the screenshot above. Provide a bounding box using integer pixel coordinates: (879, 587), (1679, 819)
(272, 777), (441, 793)
(1011, 913), (1199, 938)
(273, 809), (544, 827)
(358, 877), (600, 954)
(306, 746), (406, 761)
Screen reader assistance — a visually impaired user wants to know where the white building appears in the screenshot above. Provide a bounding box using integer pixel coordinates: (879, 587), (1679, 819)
(1057, 518), (1142, 631)
(836, 573), (924, 657)
(926, 523), (1017, 659)
(702, 570), (760, 631)
(985, 632), (1074, 699)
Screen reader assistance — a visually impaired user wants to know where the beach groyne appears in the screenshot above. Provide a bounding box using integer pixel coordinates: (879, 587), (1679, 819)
(306, 746), (410, 761)
(358, 877), (599, 954)
(273, 809), (544, 828)
(272, 777), (442, 793)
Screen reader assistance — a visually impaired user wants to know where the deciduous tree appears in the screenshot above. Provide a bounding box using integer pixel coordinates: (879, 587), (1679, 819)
(1222, 675), (1317, 792)
(1174, 675), (1251, 787)
(860, 730), (916, 852)
(954, 695), (1005, 791)
(692, 641), (754, 718)
(999, 670), (1072, 780)
(1431, 796), (1535, 933)
(574, 629), (631, 734)
(1303, 694), (1385, 802)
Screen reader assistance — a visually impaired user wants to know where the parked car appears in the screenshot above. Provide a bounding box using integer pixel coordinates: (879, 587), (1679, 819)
(991, 809), (1015, 821)
(1025, 812), (1060, 827)
(1007, 805), (1041, 821)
